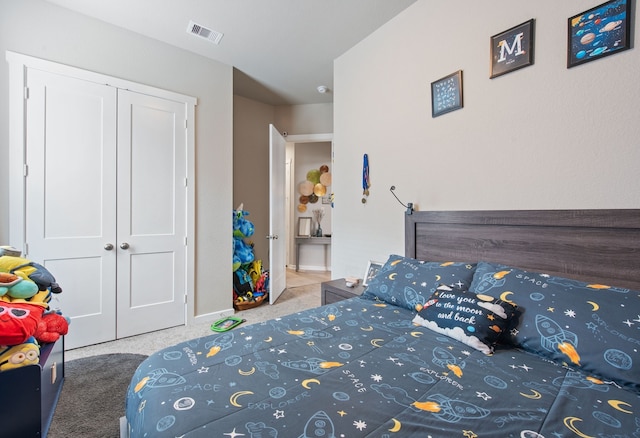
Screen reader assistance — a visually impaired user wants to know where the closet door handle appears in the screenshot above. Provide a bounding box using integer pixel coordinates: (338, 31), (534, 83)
(120, 242), (130, 250)
(104, 243), (114, 251)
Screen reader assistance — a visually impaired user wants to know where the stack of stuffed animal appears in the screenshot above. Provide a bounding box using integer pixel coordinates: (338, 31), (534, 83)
(232, 206), (269, 309)
(0, 247), (69, 372)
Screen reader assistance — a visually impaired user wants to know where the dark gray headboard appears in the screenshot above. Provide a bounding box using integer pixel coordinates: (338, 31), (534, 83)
(405, 209), (640, 291)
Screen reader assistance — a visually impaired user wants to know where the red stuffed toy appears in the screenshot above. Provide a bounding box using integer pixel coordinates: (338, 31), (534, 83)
(0, 301), (45, 345)
(34, 311), (69, 344)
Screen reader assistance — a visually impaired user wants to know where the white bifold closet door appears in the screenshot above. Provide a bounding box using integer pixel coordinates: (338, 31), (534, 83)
(25, 68), (186, 349)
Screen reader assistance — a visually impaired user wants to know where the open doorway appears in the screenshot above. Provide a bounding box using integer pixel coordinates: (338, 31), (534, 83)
(284, 134), (333, 278)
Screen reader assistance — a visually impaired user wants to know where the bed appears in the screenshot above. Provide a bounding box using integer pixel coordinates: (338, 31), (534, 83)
(125, 209), (640, 437)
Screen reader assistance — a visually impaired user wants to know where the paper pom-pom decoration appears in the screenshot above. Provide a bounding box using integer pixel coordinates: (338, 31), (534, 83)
(319, 172), (331, 186)
(306, 169), (321, 184)
(298, 181), (314, 196)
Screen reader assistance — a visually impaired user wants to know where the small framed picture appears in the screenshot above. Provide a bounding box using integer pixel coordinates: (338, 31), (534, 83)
(363, 260), (383, 286)
(567, 0), (631, 68)
(431, 70), (463, 118)
(490, 19), (535, 78)
(297, 217), (311, 237)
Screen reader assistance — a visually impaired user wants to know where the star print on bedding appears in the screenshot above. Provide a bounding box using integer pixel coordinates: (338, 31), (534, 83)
(125, 294), (640, 437)
(469, 261), (640, 390)
(361, 254), (476, 311)
(412, 284), (518, 354)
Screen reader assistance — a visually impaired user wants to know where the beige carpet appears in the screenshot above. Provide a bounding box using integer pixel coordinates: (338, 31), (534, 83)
(65, 270), (329, 360)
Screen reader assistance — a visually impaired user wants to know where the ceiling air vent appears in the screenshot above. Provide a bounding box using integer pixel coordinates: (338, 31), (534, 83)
(187, 20), (223, 45)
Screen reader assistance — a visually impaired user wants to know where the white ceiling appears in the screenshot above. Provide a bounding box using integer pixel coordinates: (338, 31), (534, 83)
(44, 0), (417, 105)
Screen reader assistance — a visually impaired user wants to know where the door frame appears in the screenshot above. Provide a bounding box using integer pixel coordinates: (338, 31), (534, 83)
(6, 51), (198, 324)
(284, 133), (333, 271)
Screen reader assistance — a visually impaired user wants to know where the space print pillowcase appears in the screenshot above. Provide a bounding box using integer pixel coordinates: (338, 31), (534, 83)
(469, 261), (640, 390)
(362, 254), (476, 311)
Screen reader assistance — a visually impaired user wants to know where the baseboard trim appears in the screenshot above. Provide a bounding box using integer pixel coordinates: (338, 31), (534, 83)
(291, 265), (330, 272)
(190, 307), (236, 325)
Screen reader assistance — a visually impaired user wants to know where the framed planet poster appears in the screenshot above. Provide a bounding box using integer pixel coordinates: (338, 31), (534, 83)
(568, 0), (632, 68)
(430, 70), (463, 118)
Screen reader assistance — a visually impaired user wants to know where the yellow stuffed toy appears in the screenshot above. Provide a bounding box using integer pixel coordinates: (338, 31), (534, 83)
(0, 337), (40, 372)
(247, 259), (262, 287)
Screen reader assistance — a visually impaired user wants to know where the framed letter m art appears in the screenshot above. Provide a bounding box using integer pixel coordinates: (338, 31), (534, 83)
(490, 19), (535, 78)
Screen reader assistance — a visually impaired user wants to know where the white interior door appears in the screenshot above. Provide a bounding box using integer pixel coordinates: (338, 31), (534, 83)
(116, 90), (187, 337)
(25, 69), (118, 350)
(269, 125), (287, 304)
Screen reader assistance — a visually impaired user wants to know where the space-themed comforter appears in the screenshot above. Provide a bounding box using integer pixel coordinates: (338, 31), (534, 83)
(124, 306), (638, 437)
(125, 255), (640, 437)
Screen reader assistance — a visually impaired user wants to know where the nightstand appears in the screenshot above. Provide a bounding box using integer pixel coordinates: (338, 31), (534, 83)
(321, 278), (365, 305)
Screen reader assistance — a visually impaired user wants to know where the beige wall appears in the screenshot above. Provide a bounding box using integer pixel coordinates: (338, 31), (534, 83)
(332, 0), (640, 280)
(275, 103), (333, 135)
(0, 0), (233, 319)
(233, 96), (275, 266)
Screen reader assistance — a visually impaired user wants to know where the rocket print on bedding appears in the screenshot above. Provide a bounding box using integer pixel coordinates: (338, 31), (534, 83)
(469, 261), (640, 390)
(125, 292), (640, 437)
